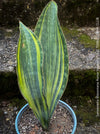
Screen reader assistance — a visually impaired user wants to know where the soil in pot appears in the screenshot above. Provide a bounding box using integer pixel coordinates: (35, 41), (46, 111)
(18, 103), (73, 134)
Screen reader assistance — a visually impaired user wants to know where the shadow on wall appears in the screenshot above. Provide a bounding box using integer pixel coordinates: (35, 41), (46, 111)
(0, 70), (98, 101)
(63, 70), (97, 98)
(0, 72), (20, 100)
(0, 0), (99, 27)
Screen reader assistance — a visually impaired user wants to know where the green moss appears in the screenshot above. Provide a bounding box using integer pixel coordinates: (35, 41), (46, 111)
(62, 27), (79, 35)
(62, 26), (100, 49)
(62, 26), (79, 40)
(79, 34), (97, 49)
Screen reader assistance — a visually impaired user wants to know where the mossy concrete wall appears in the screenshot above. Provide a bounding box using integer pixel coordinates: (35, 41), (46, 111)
(64, 70), (98, 98)
(0, 70), (99, 101)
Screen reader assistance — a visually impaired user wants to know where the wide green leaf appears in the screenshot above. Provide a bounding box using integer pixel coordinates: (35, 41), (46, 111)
(34, 0), (69, 125)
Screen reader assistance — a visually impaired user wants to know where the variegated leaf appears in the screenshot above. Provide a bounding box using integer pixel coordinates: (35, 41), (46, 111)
(17, 1), (69, 130)
(34, 0), (69, 125)
(17, 22), (49, 129)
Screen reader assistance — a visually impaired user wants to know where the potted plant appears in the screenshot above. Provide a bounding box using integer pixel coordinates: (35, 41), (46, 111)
(15, 1), (77, 133)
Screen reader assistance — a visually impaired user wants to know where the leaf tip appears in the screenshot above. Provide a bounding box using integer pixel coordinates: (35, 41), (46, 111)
(19, 21), (27, 32)
(50, 0), (57, 5)
(19, 21), (24, 27)
(50, 0), (57, 12)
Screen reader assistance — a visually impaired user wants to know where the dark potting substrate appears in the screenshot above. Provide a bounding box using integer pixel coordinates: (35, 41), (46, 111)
(18, 104), (73, 134)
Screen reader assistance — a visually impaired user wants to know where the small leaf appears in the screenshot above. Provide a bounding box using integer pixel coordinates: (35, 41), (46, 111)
(17, 22), (49, 129)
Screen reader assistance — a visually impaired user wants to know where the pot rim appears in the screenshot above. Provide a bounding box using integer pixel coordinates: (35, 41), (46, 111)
(15, 100), (77, 134)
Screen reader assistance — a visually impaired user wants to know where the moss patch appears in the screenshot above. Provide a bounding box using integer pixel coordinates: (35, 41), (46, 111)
(62, 26), (99, 49)
(79, 34), (97, 49)
(62, 26), (79, 40)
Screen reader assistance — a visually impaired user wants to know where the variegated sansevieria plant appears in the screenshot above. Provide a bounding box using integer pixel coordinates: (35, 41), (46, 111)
(17, 0), (69, 130)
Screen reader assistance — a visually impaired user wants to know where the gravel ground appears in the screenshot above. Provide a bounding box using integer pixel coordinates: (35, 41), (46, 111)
(0, 101), (17, 134)
(0, 27), (100, 72)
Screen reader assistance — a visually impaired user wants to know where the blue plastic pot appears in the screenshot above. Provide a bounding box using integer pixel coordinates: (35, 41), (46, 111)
(15, 100), (77, 134)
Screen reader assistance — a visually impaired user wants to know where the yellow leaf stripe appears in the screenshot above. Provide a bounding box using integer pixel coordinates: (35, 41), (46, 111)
(50, 25), (65, 114)
(26, 28), (48, 122)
